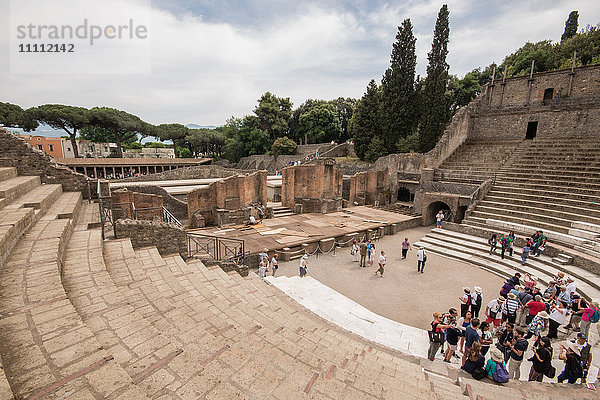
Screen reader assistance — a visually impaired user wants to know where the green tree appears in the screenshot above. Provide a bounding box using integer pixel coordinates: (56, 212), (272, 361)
(501, 40), (556, 77)
(298, 101), (341, 144)
(419, 4), (451, 152)
(447, 70), (481, 114)
(0, 102), (38, 131)
(155, 123), (189, 158)
(328, 97), (357, 142)
(561, 11), (579, 42)
(88, 107), (149, 157)
(28, 104), (89, 157)
(349, 80), (383, 161)
(381, 18), (418, 151)
(253, 92), (292, 139)
(271, 136), (297, 156)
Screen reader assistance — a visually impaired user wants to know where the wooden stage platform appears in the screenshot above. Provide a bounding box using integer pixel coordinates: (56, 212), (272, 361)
(188, 206), (422, 256)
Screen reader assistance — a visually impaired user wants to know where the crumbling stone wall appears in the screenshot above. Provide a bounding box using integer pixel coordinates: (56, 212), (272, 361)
(111, 184), (187, 221)
(112, 189), (163, 220)
(349, 169), (392, 206)
(115, 219), (187, 258)
(0, 128), (91, 197)
(281, 158), (343, 213)
(187, 171), (267, 227)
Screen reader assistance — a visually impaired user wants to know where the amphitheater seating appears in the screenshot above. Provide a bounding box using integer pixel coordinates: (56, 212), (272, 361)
(435, 138), (524, 183)
(0, 166), (597, 398)
(462, 136), (600, 253)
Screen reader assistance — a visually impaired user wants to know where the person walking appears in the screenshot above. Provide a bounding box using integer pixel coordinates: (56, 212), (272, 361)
(521, 243), (530, 265)
(401, 238), (412, 259)
(351, 240), (359, 262)
(271, 254), (279, 276)
(375, 251), (386, 278)
(299, 254), (308, 278)
(436, 210), (445, 228)
(488, 234), (497, 255)
(258, 260), (267, 278)
(471, 287), (483, 319)
(416, 247), (427, 273)
(527, 337), (552, 382)
(507, 328), (529, 380)
(359, 240), (367, 268)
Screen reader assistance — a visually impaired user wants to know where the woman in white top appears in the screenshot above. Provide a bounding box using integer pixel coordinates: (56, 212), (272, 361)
(547, 300), (569, 339)
(299, 254), (308, 277)
(352, 241), (359, 262)
(457, 310), (472, 354)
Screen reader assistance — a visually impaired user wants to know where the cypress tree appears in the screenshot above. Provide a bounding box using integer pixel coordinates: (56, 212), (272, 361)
(419, 4), (450, 152)
(349, 80), (383, 161)
(561, 11), (579, 42)
(381, 19), (418, 152)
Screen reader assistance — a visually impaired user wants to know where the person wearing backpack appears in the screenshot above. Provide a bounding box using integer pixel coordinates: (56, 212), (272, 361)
(527, 337), (552, 382)
(579, 301), (599, 339)
(557, 343), (583, 384)
(500, 236), (509, 259)
(574, 333), (592, 383)
(471, 287), (483, 318)
(486, 347), (509, 383)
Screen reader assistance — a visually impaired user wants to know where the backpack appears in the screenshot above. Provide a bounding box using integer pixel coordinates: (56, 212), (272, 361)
(493, 362), (509, 383)
(590, 308), (600, 323)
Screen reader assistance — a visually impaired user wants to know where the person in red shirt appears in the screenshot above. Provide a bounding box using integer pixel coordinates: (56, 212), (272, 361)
(525, 295), (547, 325)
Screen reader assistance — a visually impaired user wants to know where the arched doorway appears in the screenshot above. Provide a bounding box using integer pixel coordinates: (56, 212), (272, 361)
(426, 201), (451, 226)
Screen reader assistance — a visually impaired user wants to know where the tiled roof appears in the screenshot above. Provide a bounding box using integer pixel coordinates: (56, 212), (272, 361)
(55, 158), (211, 166)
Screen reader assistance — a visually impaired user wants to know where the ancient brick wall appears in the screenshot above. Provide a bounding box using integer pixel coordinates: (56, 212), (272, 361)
(470, 105), (600, 138)
(112, 189), (163, 220)
(349, 169), (391, 206)
(115, 219), (187, 258)
(112, 184), (187, 221)
(281, 159), (343, 213)
(0, 128), (90, 196)
(117, 165), (253, 182)
(485, 65), (600, 107)
(187, 171), (267, 226)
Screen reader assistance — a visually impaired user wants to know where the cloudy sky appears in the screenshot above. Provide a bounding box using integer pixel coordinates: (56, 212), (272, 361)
(1, 0), (599, 127)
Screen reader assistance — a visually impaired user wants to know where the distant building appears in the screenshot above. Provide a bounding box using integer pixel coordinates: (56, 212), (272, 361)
(77, 140), (118, 158)
(123, 147), (175, 159)
(20, 135), (67, 158)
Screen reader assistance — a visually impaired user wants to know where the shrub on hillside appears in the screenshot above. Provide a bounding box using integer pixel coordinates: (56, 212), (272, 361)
(271, 136), (297, 156)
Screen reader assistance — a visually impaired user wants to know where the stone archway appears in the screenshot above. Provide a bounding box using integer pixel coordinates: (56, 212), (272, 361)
(425, 201), (451, 226)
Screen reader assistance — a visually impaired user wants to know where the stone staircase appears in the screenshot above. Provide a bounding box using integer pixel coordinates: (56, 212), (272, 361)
(435, 138), (524, 184)
(460, 136), (600, 252)
(0, 167), (598, 398)
(272, 204), (295, 218)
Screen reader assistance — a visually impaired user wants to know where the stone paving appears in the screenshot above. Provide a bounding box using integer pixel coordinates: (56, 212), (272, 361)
(273, 225), (505, 329)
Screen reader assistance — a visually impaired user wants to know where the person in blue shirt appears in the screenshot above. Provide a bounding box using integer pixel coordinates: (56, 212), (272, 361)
(462, 318), (480, 367)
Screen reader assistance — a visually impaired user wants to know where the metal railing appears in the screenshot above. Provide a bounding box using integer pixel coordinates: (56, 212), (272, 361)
(133, 206), (182, 226)
(187, 233), (245, 264)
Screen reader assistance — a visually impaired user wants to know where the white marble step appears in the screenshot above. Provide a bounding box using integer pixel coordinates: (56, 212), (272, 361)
(264, 275), (429, 358)
(572, 221), (600, 234)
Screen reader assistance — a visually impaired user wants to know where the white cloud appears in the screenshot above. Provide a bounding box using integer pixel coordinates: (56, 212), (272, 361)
(0, 0), (599, 126)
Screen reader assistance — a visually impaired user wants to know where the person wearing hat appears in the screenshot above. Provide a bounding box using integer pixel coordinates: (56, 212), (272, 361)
(485, 296), (505, 334)
(524, 311), (549, 342)
(459, 287), (471, 318)
(573, 332), (592, 383)
(527, 337), (552, 382)
(543, 281), (558, 301)
(558, 342), (584, 383)
(416, 246), (427, 273)
(299, 254), (308, 278)
(525, 295), (547, 325)
(471, 287), (483, 319)
(547, 300), (569, 339)
(486, 347), (507, 381)
(565, 276), (577, 297)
